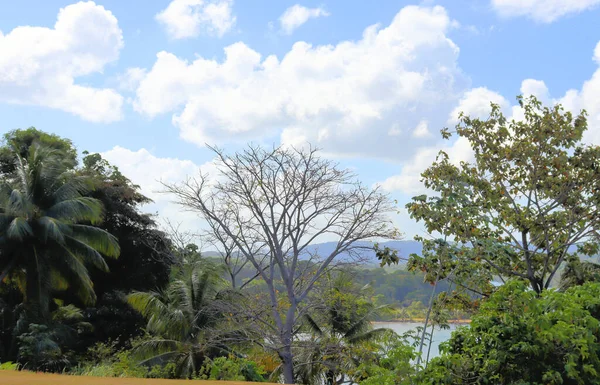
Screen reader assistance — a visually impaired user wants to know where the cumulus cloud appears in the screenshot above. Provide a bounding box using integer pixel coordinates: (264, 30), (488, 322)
(100, 146), (216, 233)
(447, 87), (508, 124)
(412, 120), (432, 138)
(117, 67), (147, 92)
(279, 4), (330, 35)
(383, 37), (600, 196)
(520, 78), (550, 102)
(0, 1), (124, 122)
(379, 137), (473, 195)
(156, 0), (236, 39)
(133, 5), (467, 161)
(491, 0), (600, 23)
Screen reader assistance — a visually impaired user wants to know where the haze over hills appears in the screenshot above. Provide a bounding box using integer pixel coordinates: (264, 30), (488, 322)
(204, 240), (423, 266)
(203, 241), (599, 267)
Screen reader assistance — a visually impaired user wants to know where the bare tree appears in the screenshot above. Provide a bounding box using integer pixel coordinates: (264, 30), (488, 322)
(163, 144), (397, 384)
(202, 214), (267, 289)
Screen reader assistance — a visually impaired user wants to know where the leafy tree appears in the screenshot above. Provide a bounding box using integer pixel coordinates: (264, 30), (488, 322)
(0, 144), (120, 320)
(421, 280), (600, 385)
(127, 260), (230, 378)
(0, 128), (77, 176)
(79, 152), (175, 345)
(399, 96), (600, 294)
(358, 331), (420, 385)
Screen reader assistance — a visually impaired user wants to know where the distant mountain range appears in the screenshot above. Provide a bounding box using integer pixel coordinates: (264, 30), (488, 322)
(204, 240), (423, 266)
(203, 240), (599, 267)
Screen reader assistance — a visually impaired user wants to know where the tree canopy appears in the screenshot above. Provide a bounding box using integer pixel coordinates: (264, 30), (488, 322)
(401, 96), (600, 294)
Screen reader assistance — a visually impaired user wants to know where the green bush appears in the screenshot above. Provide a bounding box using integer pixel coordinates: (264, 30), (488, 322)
(199, 355), (266, 382)
(0, 361), (19, 370)
(17, 324), (70, 372)
(71, 341), (148, 378)
(420, 281), (600, 385)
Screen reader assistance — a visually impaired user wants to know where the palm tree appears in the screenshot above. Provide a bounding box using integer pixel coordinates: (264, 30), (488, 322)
(0, 143), (120, 321)
(127, 260), (228, 378)
(560, 256), (600, 290)
(297, 275), (391, 385)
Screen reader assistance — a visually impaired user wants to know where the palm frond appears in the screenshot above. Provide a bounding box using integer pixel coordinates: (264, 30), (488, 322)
(53, 252), (96, 305)
(46, 197), (104, 224)
(7, 217), (33, 241)
(6, 189), (29, 216)
(347, 327), (391, 344)
(343, 305), (389, 339)
(63, 236), (109, 272)
(138, 351), (183, 368)
(131, 339), (183, 365)
(38, 216), (68, 244)
(51, 176), (95, 201)
(127, 291), (169, 319)
(304, 314), (323, 336)
(168, 279), (194, 318)
(52, 304), (85, 323)
(70, 224), (120, 258)
(150, 308), (189, 339)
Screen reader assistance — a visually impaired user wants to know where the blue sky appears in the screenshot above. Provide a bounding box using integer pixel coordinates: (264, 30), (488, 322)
(1, 0), (600, 240)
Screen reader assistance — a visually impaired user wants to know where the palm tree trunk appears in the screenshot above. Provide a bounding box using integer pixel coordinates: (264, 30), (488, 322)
(25, 246), (48, 321)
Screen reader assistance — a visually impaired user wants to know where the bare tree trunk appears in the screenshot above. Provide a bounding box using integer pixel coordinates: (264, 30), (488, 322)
(280, 346), (295, 384)
(425, 323), (435, 367)
(162, 145), (397, 383)
(417, 279), (437, 368)
(279, 302), (297, 384)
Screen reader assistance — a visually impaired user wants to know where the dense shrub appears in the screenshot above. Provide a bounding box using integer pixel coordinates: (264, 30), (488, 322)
(420, 281), (600, 385)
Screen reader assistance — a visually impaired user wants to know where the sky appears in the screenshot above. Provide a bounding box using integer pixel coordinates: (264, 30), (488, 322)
(1, 0), (600, 241)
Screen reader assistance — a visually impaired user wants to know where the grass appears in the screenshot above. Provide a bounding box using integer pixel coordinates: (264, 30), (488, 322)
(0, 371), (278, 384)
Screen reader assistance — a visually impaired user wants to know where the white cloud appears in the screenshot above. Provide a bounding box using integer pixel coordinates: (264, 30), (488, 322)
(510, 69), (600, 147)
(279, 4), (330, 35)
(520, 78), (550, 102)
(133, 5), (467, 161)
(556, 74), (600, 146)
(101, 146), (202, 200)
(413, 120), (432, 138)
(0, 1), (124, 122)
(491, 0), (600, 23)
(448, 87), (508, 124)
(156, 0), (236, 39)
(384, 37), (600, 196)
(594, 41), (600, 64)
(379, 137), (473, 195)
(117, 67), (147, 92)
(100, 146), (216, 234)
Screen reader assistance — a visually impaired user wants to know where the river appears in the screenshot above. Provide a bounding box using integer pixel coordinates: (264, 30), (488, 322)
(374, 322), (467, 359)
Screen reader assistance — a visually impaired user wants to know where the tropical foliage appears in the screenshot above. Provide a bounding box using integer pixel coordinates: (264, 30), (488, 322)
(296, 273), (391, 384)
(0, 141), (120, 321)
(421, 281), (600, 385)
(127, 260), (230, 378)
(2, 92), (600, 385)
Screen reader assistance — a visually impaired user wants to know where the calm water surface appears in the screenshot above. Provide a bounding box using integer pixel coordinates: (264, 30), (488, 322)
(374, 322), (467, 359)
